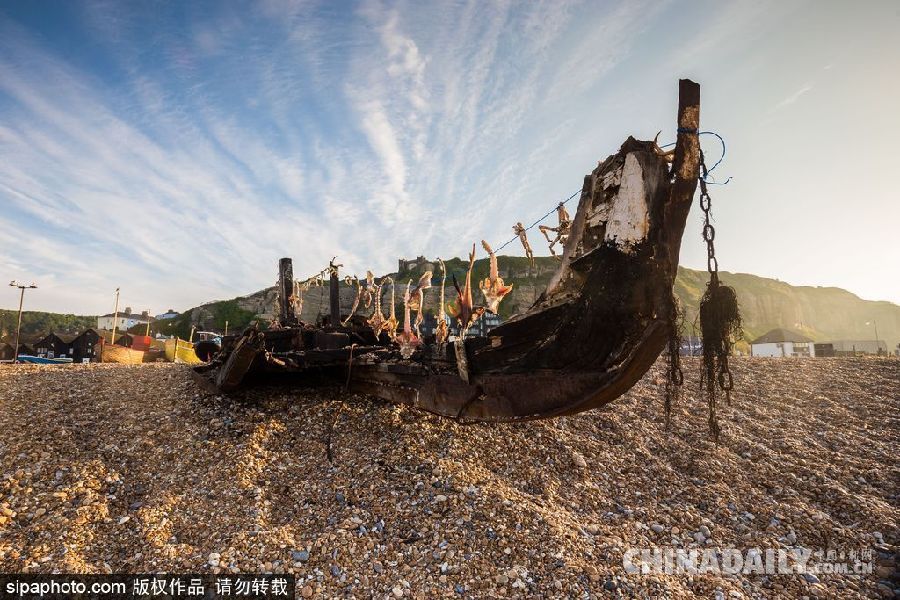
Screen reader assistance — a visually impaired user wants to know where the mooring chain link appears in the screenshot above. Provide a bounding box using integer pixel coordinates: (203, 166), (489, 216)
(699, 149), (735, 401)
(699, 150), (719, 279)
(664, 295), (684, 430)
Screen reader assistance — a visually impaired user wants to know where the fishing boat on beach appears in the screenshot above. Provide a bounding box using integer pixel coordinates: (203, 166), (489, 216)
(164, 337), (204, 364)
(194, 79), (740, 431)
(16, 355), (74, 365)
(100, 341), (145, 365)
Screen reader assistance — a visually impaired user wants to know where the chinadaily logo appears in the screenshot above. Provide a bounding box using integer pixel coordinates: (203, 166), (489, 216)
(623, 547), (874, 576)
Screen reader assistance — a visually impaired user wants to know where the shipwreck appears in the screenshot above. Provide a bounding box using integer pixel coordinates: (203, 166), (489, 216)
(194, 79), (736, 427)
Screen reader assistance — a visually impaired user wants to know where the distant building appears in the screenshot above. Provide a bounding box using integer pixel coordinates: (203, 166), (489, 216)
(0, 334), (37, 360)
(0, 341), (34, 361)
(155, 309), (179, 320)
(813, 343), (835, 357)
(447, 312), (502, 338)
(398, 256), (435, 274)
(750, 328), (815, 357)
(97, 307), (154, 331)
(34, 329), (102, 363)
(33, 332), (70, 360)
(827, 339), (888, 356)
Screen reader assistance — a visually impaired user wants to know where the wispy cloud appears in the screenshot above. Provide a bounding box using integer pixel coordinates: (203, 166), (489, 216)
(770, 83), (813, 113)
(0, 1), (677, 313)
(3, 0), (897, 315)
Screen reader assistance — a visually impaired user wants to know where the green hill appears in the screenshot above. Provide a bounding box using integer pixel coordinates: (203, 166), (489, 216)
(0, 310), (96, 340)
(5, 259), (897, 352)
(673, 268), (899, 349)
(177, 257), (899, 352)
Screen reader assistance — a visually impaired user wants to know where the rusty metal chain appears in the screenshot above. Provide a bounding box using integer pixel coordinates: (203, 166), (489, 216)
(665, 295), (684, 429)
(699, 150), (735, 403)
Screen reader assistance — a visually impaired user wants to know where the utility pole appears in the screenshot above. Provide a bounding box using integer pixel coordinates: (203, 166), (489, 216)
(145, 310), (152, 337)
(110, 288), (121, 347)
(868, 320), (880, 354)
(224, 320), (229, 336)
(8, 281), (37, 363)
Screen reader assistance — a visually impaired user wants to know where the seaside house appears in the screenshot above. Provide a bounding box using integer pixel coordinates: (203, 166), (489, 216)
(0, 340), (35, 360)
(34, 329), (102, 363)
(96, 307), (154, 331)
(750, 328), (815, 357)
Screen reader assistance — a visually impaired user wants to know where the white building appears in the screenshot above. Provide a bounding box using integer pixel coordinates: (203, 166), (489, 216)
(155, 309), (179, 320)
(96, 307), (154, 331)
(750, 328), (815, 357)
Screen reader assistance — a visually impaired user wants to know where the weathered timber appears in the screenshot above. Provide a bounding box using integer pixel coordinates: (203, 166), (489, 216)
(329, 269), (340, 326)
(278, 257), (296, 326)
(194, 80), (703, 423)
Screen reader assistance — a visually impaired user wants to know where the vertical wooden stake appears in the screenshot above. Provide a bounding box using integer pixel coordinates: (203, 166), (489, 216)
(278, 258), (296, 326)
(330, 269), (340, 327)
(110, 287), (120, 349)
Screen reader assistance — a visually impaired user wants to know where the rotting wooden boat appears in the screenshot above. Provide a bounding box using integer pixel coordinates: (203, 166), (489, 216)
(193, 79), (703, 422)
(100, 343), (144, 365)
(165, 337), (204, 364)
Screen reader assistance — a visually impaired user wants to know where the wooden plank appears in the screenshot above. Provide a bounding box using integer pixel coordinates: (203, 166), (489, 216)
(215, 335), (260, 392)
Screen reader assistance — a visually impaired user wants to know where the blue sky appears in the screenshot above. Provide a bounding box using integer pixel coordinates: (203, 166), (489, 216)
(1, 0), (898, 315)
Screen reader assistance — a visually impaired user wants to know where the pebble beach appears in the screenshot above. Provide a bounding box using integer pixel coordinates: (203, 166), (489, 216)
(0, 358), (897, 598)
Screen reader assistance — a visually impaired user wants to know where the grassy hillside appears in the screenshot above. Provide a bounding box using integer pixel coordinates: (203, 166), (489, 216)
(0, 310), (96, 339)
(132, 299), (258, 339)
(177, 257), (899, 351)
(6, 258), (897, 351)
(673, 267), (899, 348)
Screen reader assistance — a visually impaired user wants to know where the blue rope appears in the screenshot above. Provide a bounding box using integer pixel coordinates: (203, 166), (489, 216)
(495, 189), (581, 252)
(495, 129), (730, 253)
(659, 130), (727, 181)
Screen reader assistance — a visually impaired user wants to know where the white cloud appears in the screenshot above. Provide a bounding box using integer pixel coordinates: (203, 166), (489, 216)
(770, 83), (813, 112)
(12, 0), (890, 316)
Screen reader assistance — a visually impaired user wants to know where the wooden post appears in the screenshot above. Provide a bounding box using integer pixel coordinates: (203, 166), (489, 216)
(672, 79), (701, 185)
(278, 257), (296, 326)
(110, 287), (120, 349)
(329, 269), (340, 327)
(661, 79), (702, 269)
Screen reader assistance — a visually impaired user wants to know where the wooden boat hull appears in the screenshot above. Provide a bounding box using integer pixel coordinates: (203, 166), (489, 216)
(16, 355), (74, 365)
(194, 79), (703, 422)
(164, 338), (204, 364)
(101, 344), (145, 365)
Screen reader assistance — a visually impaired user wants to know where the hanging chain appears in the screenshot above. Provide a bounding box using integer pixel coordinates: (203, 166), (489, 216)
(664, 294), (684, 429)
(699, 149), (735, 402)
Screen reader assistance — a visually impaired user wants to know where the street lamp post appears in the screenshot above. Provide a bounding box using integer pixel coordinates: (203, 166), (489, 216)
(9, 281), (38, 364)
